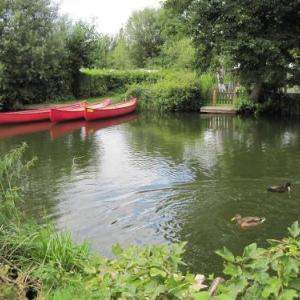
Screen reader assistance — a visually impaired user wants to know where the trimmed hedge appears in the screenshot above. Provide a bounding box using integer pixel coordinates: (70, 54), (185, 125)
(78, 69), (164, 98)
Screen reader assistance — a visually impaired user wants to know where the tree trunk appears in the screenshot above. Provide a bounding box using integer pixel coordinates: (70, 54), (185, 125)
(72, 73), (80, 98)
(250, 81), (263, 102)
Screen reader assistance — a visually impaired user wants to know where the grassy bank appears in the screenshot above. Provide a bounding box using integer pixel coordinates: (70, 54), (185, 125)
(2, 145), (300, 299)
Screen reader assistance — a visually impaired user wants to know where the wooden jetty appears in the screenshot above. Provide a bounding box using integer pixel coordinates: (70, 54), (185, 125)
(200, 106), (237, 114)
(200, 87), (238, 115)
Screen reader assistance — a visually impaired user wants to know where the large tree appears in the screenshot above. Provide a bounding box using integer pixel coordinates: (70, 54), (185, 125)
(125, 8), (163, 68)
(0, 0), (70, 108)
(66, 21), (100, 97)
(177, 0), (300, 101)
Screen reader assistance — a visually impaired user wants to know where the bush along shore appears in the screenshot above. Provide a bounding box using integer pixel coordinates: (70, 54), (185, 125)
(2, 144), (300, 299)
(79, 69), (215, 113)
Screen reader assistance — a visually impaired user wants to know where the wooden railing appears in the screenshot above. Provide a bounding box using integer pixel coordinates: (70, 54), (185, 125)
(212, 88), (238, 105)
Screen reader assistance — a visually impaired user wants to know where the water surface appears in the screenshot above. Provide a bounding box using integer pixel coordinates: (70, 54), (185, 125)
(1, 113), (300, 274)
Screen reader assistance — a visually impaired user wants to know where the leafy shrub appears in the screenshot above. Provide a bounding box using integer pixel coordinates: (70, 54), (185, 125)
(234, 93), (258, 115)
(159, 37), (196, 69)
(126, 71), (202, 112)
(78, 69), (163, 98)
(214, 221), (300, 299)
(199, 73), (215, 104)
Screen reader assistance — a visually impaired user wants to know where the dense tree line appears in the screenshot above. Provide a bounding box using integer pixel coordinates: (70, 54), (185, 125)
(0, 0), (195, 108)
(0, 0), (299, 108)
(164, 0), (300, 101)
(0, 0), (110, 108)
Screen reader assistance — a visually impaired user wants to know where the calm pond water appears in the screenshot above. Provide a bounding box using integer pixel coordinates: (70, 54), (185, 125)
(1, 113), (300, 275)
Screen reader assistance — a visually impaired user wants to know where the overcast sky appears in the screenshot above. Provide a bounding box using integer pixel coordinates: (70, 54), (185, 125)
(59, 0), (162, 35)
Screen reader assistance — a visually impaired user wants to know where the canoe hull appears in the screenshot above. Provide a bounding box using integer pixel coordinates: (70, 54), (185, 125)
(50, 109), (84, 122)
(50, 99), (111, 122)
(0, 102), (84, 124)
(0, 110), (49, 124)
(84, 98), (138, 121)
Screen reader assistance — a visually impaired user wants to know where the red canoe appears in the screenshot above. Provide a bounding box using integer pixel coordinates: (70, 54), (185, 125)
(0, 102), (83, 124)
(84, 98), (138, 121)
(50, 99), (112, 123)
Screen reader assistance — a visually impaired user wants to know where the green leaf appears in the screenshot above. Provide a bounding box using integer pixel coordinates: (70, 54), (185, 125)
(278, 289), (298, 300)
(227, 277), (248, 298)
(288, 222), (300, 238)
(192, 291), (211, 300)
(149, 268), (167, 278)
(243, 283), (263, 300)
(290, 279), (300, 291)
(243, 243), (258, 258)
(112, 243), (123, 256)
(262, 277), (282, 298)
(283, 257), (299, 275)
(223, 263), (242, 277)
(216, 247), (235, 262)
(216, 294), (232, 300)
(83, 265), (97, 275)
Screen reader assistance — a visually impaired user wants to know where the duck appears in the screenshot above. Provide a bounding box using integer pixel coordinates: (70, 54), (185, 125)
(267, 182), (291, 193)
(231, 214), (266, 228)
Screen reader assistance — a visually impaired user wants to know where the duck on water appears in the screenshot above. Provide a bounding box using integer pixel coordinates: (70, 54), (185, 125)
(267, 182), (291, 193)
(231, 214), (266, 228)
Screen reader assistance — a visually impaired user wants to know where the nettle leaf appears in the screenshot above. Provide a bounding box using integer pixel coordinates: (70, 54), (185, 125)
(278, 289), (298, 300)
(262, 277), (282, 298)
(243, 243), (258, 258)
(288, 222), (300, 238)
(149, 268), (167, 278)
(290, 278), (300, 291)
(227, 277), (248, 298)
(252, 271), (270, 284)
(193, 291), (211, 300)
(216, 294), (232, 300)
(249, 257), (270, 271)
(282, 257), (299, 275)
(223, 263), (242, 277)
(242, 282), (263, 300)
(216, 247), (235, 263)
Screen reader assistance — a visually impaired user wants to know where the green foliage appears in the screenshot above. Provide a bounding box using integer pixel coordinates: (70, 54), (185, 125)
(0, 0), (72, 108)
(0, 223), (91, 287)
(125, 8), (163, 68)
(108, 33), (133, 69)
(199, 73), (215, 104)
(66, 21), (100, 96)
(83, 243), (197, 299)
(0, 1), (105, 108)
(159, 37), (196, 69)
(126, 71), (202, 112)
(79, 69), (163, 98)
(0, 143), (36, 222)
(93, 34), (114, 69)
(187, 0), (300, 100)
(215, 221), (300, 299)
(234, 93), (258, 115)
